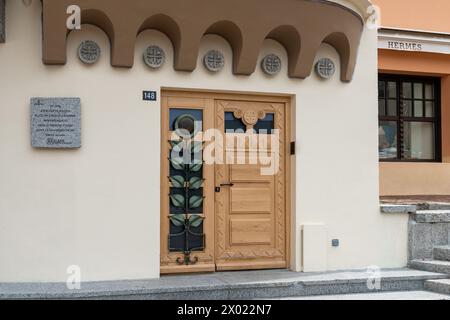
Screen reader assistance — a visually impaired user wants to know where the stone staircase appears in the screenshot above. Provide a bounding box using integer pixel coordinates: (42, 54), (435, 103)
(406, 206), (450, 296)
(411, 245), (450, 295)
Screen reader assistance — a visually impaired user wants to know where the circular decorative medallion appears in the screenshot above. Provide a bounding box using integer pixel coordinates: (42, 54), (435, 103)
(78, 40), (101, 64)
(243, 111), (259, 126)
(143, 46), (165, 69)
(261, 54), (282, 75)
(175, 114), (197, 137)
(315, 58), (335, 79)
(203, 50), (225, 72)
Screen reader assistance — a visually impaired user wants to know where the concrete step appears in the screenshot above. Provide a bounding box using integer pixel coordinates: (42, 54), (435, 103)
(425, 279), (450, 295)
(411, 259), (450, 274)
(413, 210), (450, 223)
(0, 269), (446, 300)
(417, 203), (450, 211)
(434, 246), (450, 261)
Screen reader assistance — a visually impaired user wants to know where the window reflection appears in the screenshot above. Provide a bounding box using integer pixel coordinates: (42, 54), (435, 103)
(403, 122), (435, 160)
(379, 121), (397, 159)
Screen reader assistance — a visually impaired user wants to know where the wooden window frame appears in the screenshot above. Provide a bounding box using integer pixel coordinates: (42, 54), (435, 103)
(378, 74), (441, 163)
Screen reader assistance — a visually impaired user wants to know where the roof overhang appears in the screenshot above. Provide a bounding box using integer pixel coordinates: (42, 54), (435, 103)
(41, 0), (367, 81)
(327, 0), (374, 20)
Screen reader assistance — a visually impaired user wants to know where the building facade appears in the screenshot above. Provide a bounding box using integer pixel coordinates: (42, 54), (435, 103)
(0, 0), (410, 283)
(373, 0), (450, 196)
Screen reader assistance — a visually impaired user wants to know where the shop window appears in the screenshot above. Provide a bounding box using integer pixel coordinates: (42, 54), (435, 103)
(378, 75), (441, 162)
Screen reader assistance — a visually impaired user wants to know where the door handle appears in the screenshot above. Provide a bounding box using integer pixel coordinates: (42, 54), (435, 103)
(215, 183), (234, 193)
(220, 183), (234, 187)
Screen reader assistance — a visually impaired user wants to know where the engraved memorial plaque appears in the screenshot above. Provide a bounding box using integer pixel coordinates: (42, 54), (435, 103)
(31, 98), (81, 149)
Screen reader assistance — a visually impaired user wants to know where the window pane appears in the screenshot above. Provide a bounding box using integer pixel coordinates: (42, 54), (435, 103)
(401, 100), (412, 117)
(387, 82), (397, 98)
(379, 121), (398, 159)
(414, 83), (423, 99)
(169, 220), (204, 252)
(225, 112), (246, 132)
(425, 84), (434, 100)
(414, 101), (424, 117)
(378, 81), (386, 98)
(254, 113), (275, 134)
(378, 100), (386, 116)
(387, 100), (397, 116)
(402, 82), (412, 99)
(170, 109), (203, 133)
(402, 122), (435, 160)
(425, 101), (434, 118)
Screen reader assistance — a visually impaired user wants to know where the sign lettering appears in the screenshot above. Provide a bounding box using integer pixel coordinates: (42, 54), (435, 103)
(31, 98), (81, 149)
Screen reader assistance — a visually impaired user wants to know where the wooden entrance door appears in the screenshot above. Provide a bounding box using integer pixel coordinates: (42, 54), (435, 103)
(214, 100), (289, 271)
(160, 91), (290, 274)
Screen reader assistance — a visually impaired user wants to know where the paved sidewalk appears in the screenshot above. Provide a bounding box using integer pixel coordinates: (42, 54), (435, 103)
(0, 268), (447, 299)
(282, 291), (450, 300)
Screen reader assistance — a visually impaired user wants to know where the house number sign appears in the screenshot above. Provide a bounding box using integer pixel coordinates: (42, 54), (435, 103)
(31, 98), (81, 149)
(143, 91), (157, 101)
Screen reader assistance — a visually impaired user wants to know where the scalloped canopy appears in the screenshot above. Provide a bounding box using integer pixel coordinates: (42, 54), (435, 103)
(42, 0), (365, 81)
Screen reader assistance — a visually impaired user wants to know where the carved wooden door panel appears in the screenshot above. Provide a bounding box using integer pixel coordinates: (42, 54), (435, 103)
(214, 100), (288, 271)
(160, 96), (216, 274)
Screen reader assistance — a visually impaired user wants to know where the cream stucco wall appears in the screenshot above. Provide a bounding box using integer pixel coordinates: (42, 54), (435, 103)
(0, 1), (407, 282)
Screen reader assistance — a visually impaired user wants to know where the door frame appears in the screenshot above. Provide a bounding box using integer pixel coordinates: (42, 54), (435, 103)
(160, 88), (293, 274)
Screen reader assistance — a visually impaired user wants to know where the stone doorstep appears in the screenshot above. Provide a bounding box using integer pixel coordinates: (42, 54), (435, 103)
(425, 279), (450, 295)
(434, 246), (450, 261)
(410, 260), (450, 274)
(0, 269), (447, 300)
(380, 204), (417, 214)
(413, 210), (450, 223)
(418, 203), (450, 211)
(380, 202), (450, 215)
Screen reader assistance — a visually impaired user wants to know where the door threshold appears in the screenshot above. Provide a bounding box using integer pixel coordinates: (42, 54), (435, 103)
(161, 264), (216, 275)
(161, 264), (289, 276)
